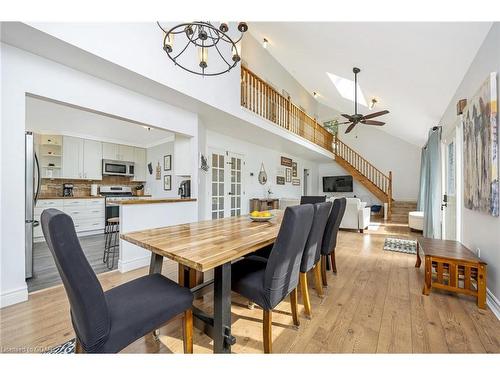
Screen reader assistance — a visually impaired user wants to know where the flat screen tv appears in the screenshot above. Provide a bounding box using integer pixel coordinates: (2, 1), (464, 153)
(323, 175), (353, 193)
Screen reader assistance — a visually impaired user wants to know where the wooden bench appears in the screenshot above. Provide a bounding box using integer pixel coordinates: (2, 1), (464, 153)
(415, 238), (487, 309)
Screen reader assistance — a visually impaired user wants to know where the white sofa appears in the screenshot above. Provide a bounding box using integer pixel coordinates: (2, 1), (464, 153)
(329, 197), (371, 233)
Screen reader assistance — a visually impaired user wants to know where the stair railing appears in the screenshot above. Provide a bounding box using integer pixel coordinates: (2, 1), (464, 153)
(333, 135), (393, 207)
(241, 66), (333, 152)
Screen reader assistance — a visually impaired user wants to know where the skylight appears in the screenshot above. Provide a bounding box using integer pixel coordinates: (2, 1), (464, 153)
(327, 72), (367, 107)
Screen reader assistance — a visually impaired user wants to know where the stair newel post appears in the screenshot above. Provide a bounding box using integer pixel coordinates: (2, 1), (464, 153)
(388, 171), (393, 218)
(286, 95), (291, 131)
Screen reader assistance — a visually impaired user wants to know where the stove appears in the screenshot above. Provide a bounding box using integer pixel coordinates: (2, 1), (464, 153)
(100, 186), (138, 221)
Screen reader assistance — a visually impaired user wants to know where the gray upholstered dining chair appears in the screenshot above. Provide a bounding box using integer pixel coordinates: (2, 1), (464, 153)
(300, 195), (326, 205)
(298, 201), (332, 318)
(231, 205), (314, 353)
(41, 208), (194, 354)
(320, 197), (347, 286)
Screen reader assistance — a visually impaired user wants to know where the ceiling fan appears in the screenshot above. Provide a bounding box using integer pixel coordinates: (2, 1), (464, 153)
(339, 67), (389, 134)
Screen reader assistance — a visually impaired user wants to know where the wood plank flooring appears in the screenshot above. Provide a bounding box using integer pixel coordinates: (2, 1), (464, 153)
(1, 222), (499, 353)
(27, 233), (117, 292)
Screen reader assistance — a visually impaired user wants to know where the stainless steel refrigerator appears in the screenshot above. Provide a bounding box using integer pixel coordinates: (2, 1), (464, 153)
(25, 131), (41, 279)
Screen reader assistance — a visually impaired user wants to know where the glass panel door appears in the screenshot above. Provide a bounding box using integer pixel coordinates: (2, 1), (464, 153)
(228, 152), (243, 217)
(211, 152), (225, 219)
(442, 131), (457, 240)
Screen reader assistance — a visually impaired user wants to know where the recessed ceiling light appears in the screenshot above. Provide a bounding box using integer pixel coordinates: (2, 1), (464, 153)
(327, 72), (367, 107)
(262, 38), (269, 49)
(143, 126), (152, 131)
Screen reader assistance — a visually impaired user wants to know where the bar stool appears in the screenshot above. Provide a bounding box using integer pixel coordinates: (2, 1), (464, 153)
(103, 217), (120, 269)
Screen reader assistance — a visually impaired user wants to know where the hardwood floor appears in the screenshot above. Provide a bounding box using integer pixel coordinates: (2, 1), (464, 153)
(1, 223), (499, 353)
(27, 233), (117, 292)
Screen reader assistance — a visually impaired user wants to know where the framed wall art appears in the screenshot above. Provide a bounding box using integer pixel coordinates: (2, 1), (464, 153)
(164, 155), (172, 171)
(285, 168), (292, 183)
(280, 156), (292, 167)
(163, 175), (172, 191)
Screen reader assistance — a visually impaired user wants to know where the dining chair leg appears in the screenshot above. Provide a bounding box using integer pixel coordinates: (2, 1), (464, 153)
(321, 255), (328, 287)
(289, 288), (300, 327)
(299, 272), (312, 319)
(330, 251), (337, 274)
(183, 309), (193, 354)
(75, 337), (85, 354)
(263, 309), (272, 354)
(313, 263), (324, 298)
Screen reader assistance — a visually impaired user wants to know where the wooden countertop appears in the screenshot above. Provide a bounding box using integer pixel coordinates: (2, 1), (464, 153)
(38, 196), (105, 200)
(121, 210), (283, 271)
(108, 197), (197, 205)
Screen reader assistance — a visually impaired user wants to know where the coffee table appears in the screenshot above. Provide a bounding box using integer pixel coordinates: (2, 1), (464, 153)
(415, 238), (487, 309)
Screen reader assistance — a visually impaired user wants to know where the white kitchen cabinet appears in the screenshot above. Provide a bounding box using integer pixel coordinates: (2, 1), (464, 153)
(102, 142), (134, 161)
(62, 136), (84, 179)
(132, 147), (146, 181)
(119, 145), (135, 162)
(102, 142), (119, 160)
(174, 136), (192, 176)
(83, 139), (102, 180)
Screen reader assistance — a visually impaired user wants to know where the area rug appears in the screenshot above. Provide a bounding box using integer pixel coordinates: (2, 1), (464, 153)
(383, 238), (417, 254)
(44, 338), (75, 354)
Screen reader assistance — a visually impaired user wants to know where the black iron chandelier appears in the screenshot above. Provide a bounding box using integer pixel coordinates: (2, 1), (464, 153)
(157, 21), (248, 77)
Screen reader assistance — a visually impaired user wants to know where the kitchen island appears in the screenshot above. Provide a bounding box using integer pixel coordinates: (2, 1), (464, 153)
(117, 197), (198, 275)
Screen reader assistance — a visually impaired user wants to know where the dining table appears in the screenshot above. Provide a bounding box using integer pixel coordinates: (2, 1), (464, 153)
(120, 210), (284, 353)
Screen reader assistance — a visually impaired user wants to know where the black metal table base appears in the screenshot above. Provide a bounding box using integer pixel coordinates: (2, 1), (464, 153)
(148, 254), (235, 353)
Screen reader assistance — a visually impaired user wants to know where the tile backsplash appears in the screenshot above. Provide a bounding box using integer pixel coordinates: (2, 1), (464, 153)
(40, 176), (145, 198)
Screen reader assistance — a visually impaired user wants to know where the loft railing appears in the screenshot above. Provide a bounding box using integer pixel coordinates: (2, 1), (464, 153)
(333, 135), (393, 206)
(241, 66), (333, 152)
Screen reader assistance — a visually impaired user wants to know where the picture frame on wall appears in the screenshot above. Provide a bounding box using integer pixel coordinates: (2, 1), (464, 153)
(276, 176), (285, 185)
(164, 155), (172, 171)
(292, 178), (300, 186)
(163, 175), (172, 191)
(292, 162), (297, 177)
(280, 156), (293, 167)
(285, 168), (292, 183)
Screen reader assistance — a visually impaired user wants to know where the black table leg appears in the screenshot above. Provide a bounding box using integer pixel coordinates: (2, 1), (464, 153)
(213, 262), (232, 353)
(149, 253), (163, 274)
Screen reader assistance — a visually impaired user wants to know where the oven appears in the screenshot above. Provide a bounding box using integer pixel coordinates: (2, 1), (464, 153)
(102, 159), (135, 177)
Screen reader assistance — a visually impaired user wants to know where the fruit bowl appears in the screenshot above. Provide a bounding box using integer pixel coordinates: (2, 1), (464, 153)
(249, 211), (275, 222)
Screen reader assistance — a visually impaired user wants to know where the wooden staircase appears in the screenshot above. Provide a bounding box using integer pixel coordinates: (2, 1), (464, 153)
(333, 136), (393, 215)
(390, 201), (417, 224)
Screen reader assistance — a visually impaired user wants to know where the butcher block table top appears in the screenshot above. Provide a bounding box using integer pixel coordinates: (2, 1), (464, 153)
(121, 210), (283, 272)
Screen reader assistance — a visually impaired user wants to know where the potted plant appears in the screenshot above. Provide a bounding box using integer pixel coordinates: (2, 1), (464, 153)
(135, 184), (144, 196)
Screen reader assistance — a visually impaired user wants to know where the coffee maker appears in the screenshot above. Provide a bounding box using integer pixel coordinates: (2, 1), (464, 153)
(178, 180), (191, 198)
(63, 183), (74, 197)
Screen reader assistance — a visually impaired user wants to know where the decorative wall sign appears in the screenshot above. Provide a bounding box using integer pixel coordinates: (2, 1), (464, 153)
(276, 176), (285, 185)
(200, 153), (209, 172)
(280, 156), (293, 167)
(258, 162), (268, 185)
(148, 162), (153, 175)
(156, 162), (161, 180)
(292, 178), (300, 186)
(292, 162), (298, 177)
(163, 175), (172, 191)
(164, 155), (172, 171)
(463, 72), (498, 216)
(285, 168), (292, 183)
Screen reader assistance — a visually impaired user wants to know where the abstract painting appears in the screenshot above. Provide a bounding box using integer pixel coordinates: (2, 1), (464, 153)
(463, 72), (498, 216)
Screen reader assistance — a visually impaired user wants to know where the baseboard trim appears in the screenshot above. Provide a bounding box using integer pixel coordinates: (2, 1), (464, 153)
(118, 255), (150, 273)
(1, 285), (28, 308)
(487, 288), (500, 320)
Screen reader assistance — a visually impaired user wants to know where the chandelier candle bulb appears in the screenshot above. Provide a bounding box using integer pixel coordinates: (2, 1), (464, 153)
(232, 44), (241, 62)
(199, 47), (208, 68)
(163, 32), (173, 53)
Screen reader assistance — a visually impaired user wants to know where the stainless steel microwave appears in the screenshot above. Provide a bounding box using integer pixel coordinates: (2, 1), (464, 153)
(102, 159), (135, 177)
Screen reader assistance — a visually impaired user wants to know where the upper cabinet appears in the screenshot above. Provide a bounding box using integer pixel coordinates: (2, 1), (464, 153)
(102, 142), (134, 162)
(37, 134), (63, 179)
(132, 147), (147, 182)
(62, 136), (102, 180)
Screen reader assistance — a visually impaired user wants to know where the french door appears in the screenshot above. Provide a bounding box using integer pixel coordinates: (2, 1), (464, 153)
(442, 128), (458, 240)
(210, 150), (244, 219)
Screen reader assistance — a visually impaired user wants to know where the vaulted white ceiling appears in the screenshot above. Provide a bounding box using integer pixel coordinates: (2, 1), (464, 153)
(248, 22), (492, 145)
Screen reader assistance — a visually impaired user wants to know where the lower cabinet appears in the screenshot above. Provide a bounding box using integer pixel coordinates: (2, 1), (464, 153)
(34, 198), (105, 241)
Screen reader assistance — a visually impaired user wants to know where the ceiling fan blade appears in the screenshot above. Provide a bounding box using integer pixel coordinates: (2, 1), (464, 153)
(361, 120), (385, 126)
(362, 110), (389, 120)
(345, 123), (357, 134)
(341, 114), (354, 120)
(338, 121), (352, 124)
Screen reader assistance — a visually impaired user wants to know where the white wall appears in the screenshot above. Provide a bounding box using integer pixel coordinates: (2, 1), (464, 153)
(338, 125), (421, 201)
(439, 23), (500, 303)
(145, 140), (180, 198)
(0, 43), (199, 307)
(242, 33), (318, 116)
(200, 129), (320, 220)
